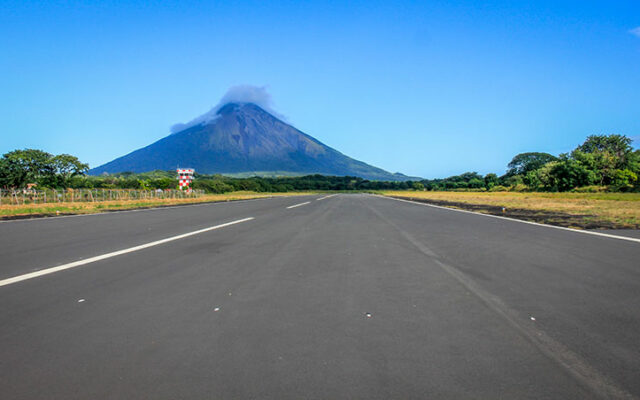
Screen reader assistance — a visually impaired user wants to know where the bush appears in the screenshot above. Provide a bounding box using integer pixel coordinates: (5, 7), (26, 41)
(612, 169), (637, 190)
(571, 185), (607, 193)
(547, 159), (597, 191)
(509, 184), (529, 192)
(193, 179), (234, 194)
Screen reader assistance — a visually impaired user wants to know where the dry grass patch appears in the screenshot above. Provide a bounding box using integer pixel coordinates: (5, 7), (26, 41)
(381, 191), (640, 229)
(0, 191), (312, 219)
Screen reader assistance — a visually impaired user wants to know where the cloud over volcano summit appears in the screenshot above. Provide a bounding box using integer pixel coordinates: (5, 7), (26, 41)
(170, 85), (283, 134)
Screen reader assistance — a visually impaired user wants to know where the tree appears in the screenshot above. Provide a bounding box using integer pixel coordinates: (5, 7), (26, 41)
(484, 173), (499, 190)
(51, 154), (89, 188)
(507, 152), (558, 176)
(0, 157), (11, 189)
(467, 178), (485, 189)
(523, 161), (558, 190)
(0, 149), (90, 189)
(572, 134), (637, 185)
(547, 159), (596, 191)
(576, 134), (633, 165)
(0, 149), (55, 188)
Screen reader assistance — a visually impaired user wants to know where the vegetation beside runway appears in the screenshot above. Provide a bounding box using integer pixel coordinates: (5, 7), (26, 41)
(381, 191), (640, 229)
(2, 135), (640, 194)
(2, 134), (639, 226)
(0, 191), (312, 220)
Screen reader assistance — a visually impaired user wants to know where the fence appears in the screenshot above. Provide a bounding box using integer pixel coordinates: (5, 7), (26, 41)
(0, 188), (206, 206)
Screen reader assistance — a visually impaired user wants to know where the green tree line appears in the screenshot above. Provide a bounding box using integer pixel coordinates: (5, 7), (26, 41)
(0, 149), (88, 189)
(411, 134), (639, 192)
(2, 134), (638, 192)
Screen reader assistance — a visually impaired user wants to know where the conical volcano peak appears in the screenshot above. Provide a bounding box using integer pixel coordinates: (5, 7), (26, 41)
(90, 85), (417, 181)
(171, 85), (280, 134)
(215, 102), (242, 116)
(215, 102), (267, 116)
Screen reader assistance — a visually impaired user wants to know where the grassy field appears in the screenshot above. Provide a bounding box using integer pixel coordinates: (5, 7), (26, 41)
(381, 190), (640, 229)
(0, 191), (312, 219)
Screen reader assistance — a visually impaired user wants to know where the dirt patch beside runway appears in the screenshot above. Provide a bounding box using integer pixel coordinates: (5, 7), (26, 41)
(389, 196), (635, 230)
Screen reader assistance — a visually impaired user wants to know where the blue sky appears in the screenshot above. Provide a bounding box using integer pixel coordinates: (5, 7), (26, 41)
(1, 0), (639, 178)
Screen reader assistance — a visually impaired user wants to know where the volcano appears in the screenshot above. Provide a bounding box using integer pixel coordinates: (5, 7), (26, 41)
(90, 102), (415, 181)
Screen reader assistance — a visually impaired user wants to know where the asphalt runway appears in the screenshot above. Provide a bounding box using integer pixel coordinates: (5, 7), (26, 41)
(0, 194), (638, 399)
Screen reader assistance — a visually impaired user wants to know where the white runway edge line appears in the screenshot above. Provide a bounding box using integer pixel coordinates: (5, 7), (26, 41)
(0, 217), (254, 288)
(377, 195), (640, 244)
(316, 194), (337, 201)
(286, 201), (311, 209)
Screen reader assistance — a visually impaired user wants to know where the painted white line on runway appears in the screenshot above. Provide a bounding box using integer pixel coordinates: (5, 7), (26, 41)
(286, 201), (311, 209)
(0, 217), (254, 288)
(316, 194), (337, 201)
(377, 195), (640, 244)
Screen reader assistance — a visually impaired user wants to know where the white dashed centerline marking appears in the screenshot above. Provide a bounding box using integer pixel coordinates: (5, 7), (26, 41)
(286, 201), (311, 209)
(316, 195), (336, 201)
(0, 217), (255, 288)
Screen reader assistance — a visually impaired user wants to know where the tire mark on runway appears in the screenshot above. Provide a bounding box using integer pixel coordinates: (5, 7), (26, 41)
(363, 199), (636, 400)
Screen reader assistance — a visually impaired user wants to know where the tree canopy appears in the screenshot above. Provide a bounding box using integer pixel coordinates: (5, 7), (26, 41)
(0, 149), (88, 189)
(507, 152), (558, 176)
(1, 134), (638, 193)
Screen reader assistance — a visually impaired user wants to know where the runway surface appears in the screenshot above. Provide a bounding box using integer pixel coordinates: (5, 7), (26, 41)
(0, 194), (638, 399)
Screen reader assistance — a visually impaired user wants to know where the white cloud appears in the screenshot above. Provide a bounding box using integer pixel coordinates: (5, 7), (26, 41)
(630, 27), (640, 38)
(170, 85), (283, 134)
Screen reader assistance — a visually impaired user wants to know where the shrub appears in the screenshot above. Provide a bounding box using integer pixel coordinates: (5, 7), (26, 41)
(571, 185), (607, 193)
(509, 184), (529, 192)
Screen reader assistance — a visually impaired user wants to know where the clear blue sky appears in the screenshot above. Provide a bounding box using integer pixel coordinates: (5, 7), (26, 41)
(1, 0), (639, 178)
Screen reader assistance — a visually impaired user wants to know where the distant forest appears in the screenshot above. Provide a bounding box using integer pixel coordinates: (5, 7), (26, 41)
(1, 134), (638, 193)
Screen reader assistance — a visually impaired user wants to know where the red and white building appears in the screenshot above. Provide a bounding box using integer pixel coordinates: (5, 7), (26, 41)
(177, 168), (195, 192)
